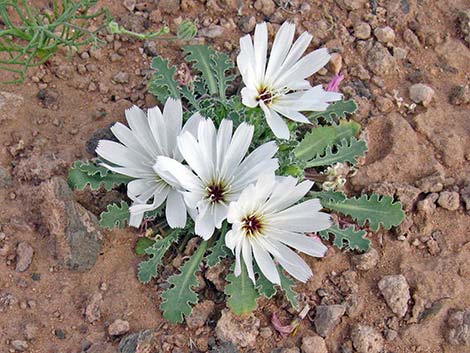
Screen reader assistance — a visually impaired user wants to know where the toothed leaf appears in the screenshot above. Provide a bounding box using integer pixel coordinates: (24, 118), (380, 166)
(138, 229), (182, 284)
(184, 45), (218, 95)
(78, 161), (109, 177)
(99, 201), (129, 229)
(211, 51), (234, 98)
(309, 99), (358, 124)
(135, 237), (156, 255)
(68, 160), (132, 191)
(311, 190), (347, 203)
(319, 225), (370, 252)
(322, 194), (406, 231)
(255, 267), (277, 299)
(295, 121), (361, 161)
(279, 270), (298, 309)
(225, 262), (260, 315)
(160, 240), (208, 323)
(148, 56), (180, 102)
(304, 137), (367, 168)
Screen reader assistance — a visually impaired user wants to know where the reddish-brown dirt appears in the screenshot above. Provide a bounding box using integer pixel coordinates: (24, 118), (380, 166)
(0, 1), (469, 353)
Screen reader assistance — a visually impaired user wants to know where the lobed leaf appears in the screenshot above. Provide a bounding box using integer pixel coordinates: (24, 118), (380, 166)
(67, 160), (132, 191)
(99, 201), (130, 229)
(304, 137), (367, 168)
(309, 99), (358, 124)
(322, 194), (406, 231)
(160, 240), (208, 323)
(138, 229), (182, 284)
(279, 270), (298, 309)
(255, 268), (277, 299)
(148, 56), (180, 102)
(225, 262), (260, 315)
(78, 161), (109, 177)
(184, 45), (218, 96)
(211, 51), (235, 98)
(319, 225), (370, 252)
(295, 121), (361, 161)
(310, 190), (347, 203)
(135, 237), (156, 255)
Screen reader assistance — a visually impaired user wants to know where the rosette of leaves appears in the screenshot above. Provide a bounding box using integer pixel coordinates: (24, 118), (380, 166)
(67, 44), (406, 324)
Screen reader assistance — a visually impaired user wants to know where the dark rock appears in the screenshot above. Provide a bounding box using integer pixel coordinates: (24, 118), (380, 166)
(367, 43), (395, 76)
(54, 329), (66, 339)
(457, 10), (470, 45)
(119, 330), (156, 353)
(314, 304), (346, 337)
(39, 177), (103, 272)
(0, 167), (12, 188)
(85, 124), (118, 155)
(449, 85), (470, 105)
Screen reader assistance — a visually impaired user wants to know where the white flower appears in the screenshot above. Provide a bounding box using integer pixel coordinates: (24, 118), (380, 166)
(96, 98), (202, 228)
(226, 173), (331, 285)
(237, 21), (343, 139)
(154, 118), (279, 240)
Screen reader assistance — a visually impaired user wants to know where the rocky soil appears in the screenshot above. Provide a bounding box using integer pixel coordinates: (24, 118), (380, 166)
(0, 0), (469, 352)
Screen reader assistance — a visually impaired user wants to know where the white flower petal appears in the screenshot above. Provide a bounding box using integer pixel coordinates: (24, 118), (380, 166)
(177, 131), (211, 183)
(195, 209), (216, 239)
(126, 106), (161, 158)
(96, 140), (146, 170)
(276, 31), (313, 82)
(251, 238), (280, 285)
(265, 21), (296, 84)
(197, 119), (217, 177)
(241, 87), (259, 108)
(166, 190), (187, 228)
(163, 98), (183, 156)
(242, 237), (256, 284)
(253, 22), (268, 84)
(110, 122), (153, 161)
(270, 199), (332, 233)
(267, 228), (328, 257)
(216, 119), (233, 171)
(264, 178), (313, 213)
(220, 122), (254, 179)
(260, 102), (290, 139)
(154, 156), (202, 192)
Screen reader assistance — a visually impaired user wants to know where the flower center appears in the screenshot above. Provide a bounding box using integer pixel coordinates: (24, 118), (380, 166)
(242, 214), (264, 237)
(256, 86), (274, 105)
(206, 182), (228, 204)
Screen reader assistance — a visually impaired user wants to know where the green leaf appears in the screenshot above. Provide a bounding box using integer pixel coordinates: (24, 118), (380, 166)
(78, 161), (109, 177)
(135, 237), (156, 255)
(309, 99), (358, 124)
(279, 270), (298, 309)
(211, 51), (234, 98)
(225, 262), (260, 315)
(184, 45), (218, 95)
(304, 137), (367, 168)
(322, 194), (406, 231)
(99, 201), (130, 229)
(255, 268), (277, 299)
(295, 121), (361, 161)
(205, 224), (231, 267)
(138, 230), (182, 283)
(68, 161), (133, 191)
(319, 225), (370, 252)
(177, 19), (197, 40)
(160, 240), (208, 323)
(148, 56), (180, 102)
(311, 190), (347, 203)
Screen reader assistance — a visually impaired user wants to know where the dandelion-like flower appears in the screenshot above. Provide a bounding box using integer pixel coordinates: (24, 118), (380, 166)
(154, 119), (279, 240)
(237, 21), (343, 139)
(226, 173), (331, 285)
(96, 98), (202, 228)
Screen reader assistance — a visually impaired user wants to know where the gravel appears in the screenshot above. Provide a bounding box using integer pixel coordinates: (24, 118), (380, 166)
(314, 304), (346, 337)
(409, 83), (435, 106)
(351, 325), (384, 353)
(185, 300), (215, 329)
(108, 319), (130, 336)
(374, 26), (395, 43)
(15, 241), (34, 272)
(216, 309), (260, 348)
(254, 0), (276, 16)
(11, 340), (29, 351)
(351, 248), (379, 271)
(378, 275), (410, 318)
(446, 308), (470, 345)
(39, 177), (103, 272)
(353, 22), (371, 39)
(437, 191), (460, 211)
(449, 85), (470, 105)
(367, 43), (395, 76)
(85, 292), (103, 323)
(301, 336), (327, 353)
(119, 330), (156, 353)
